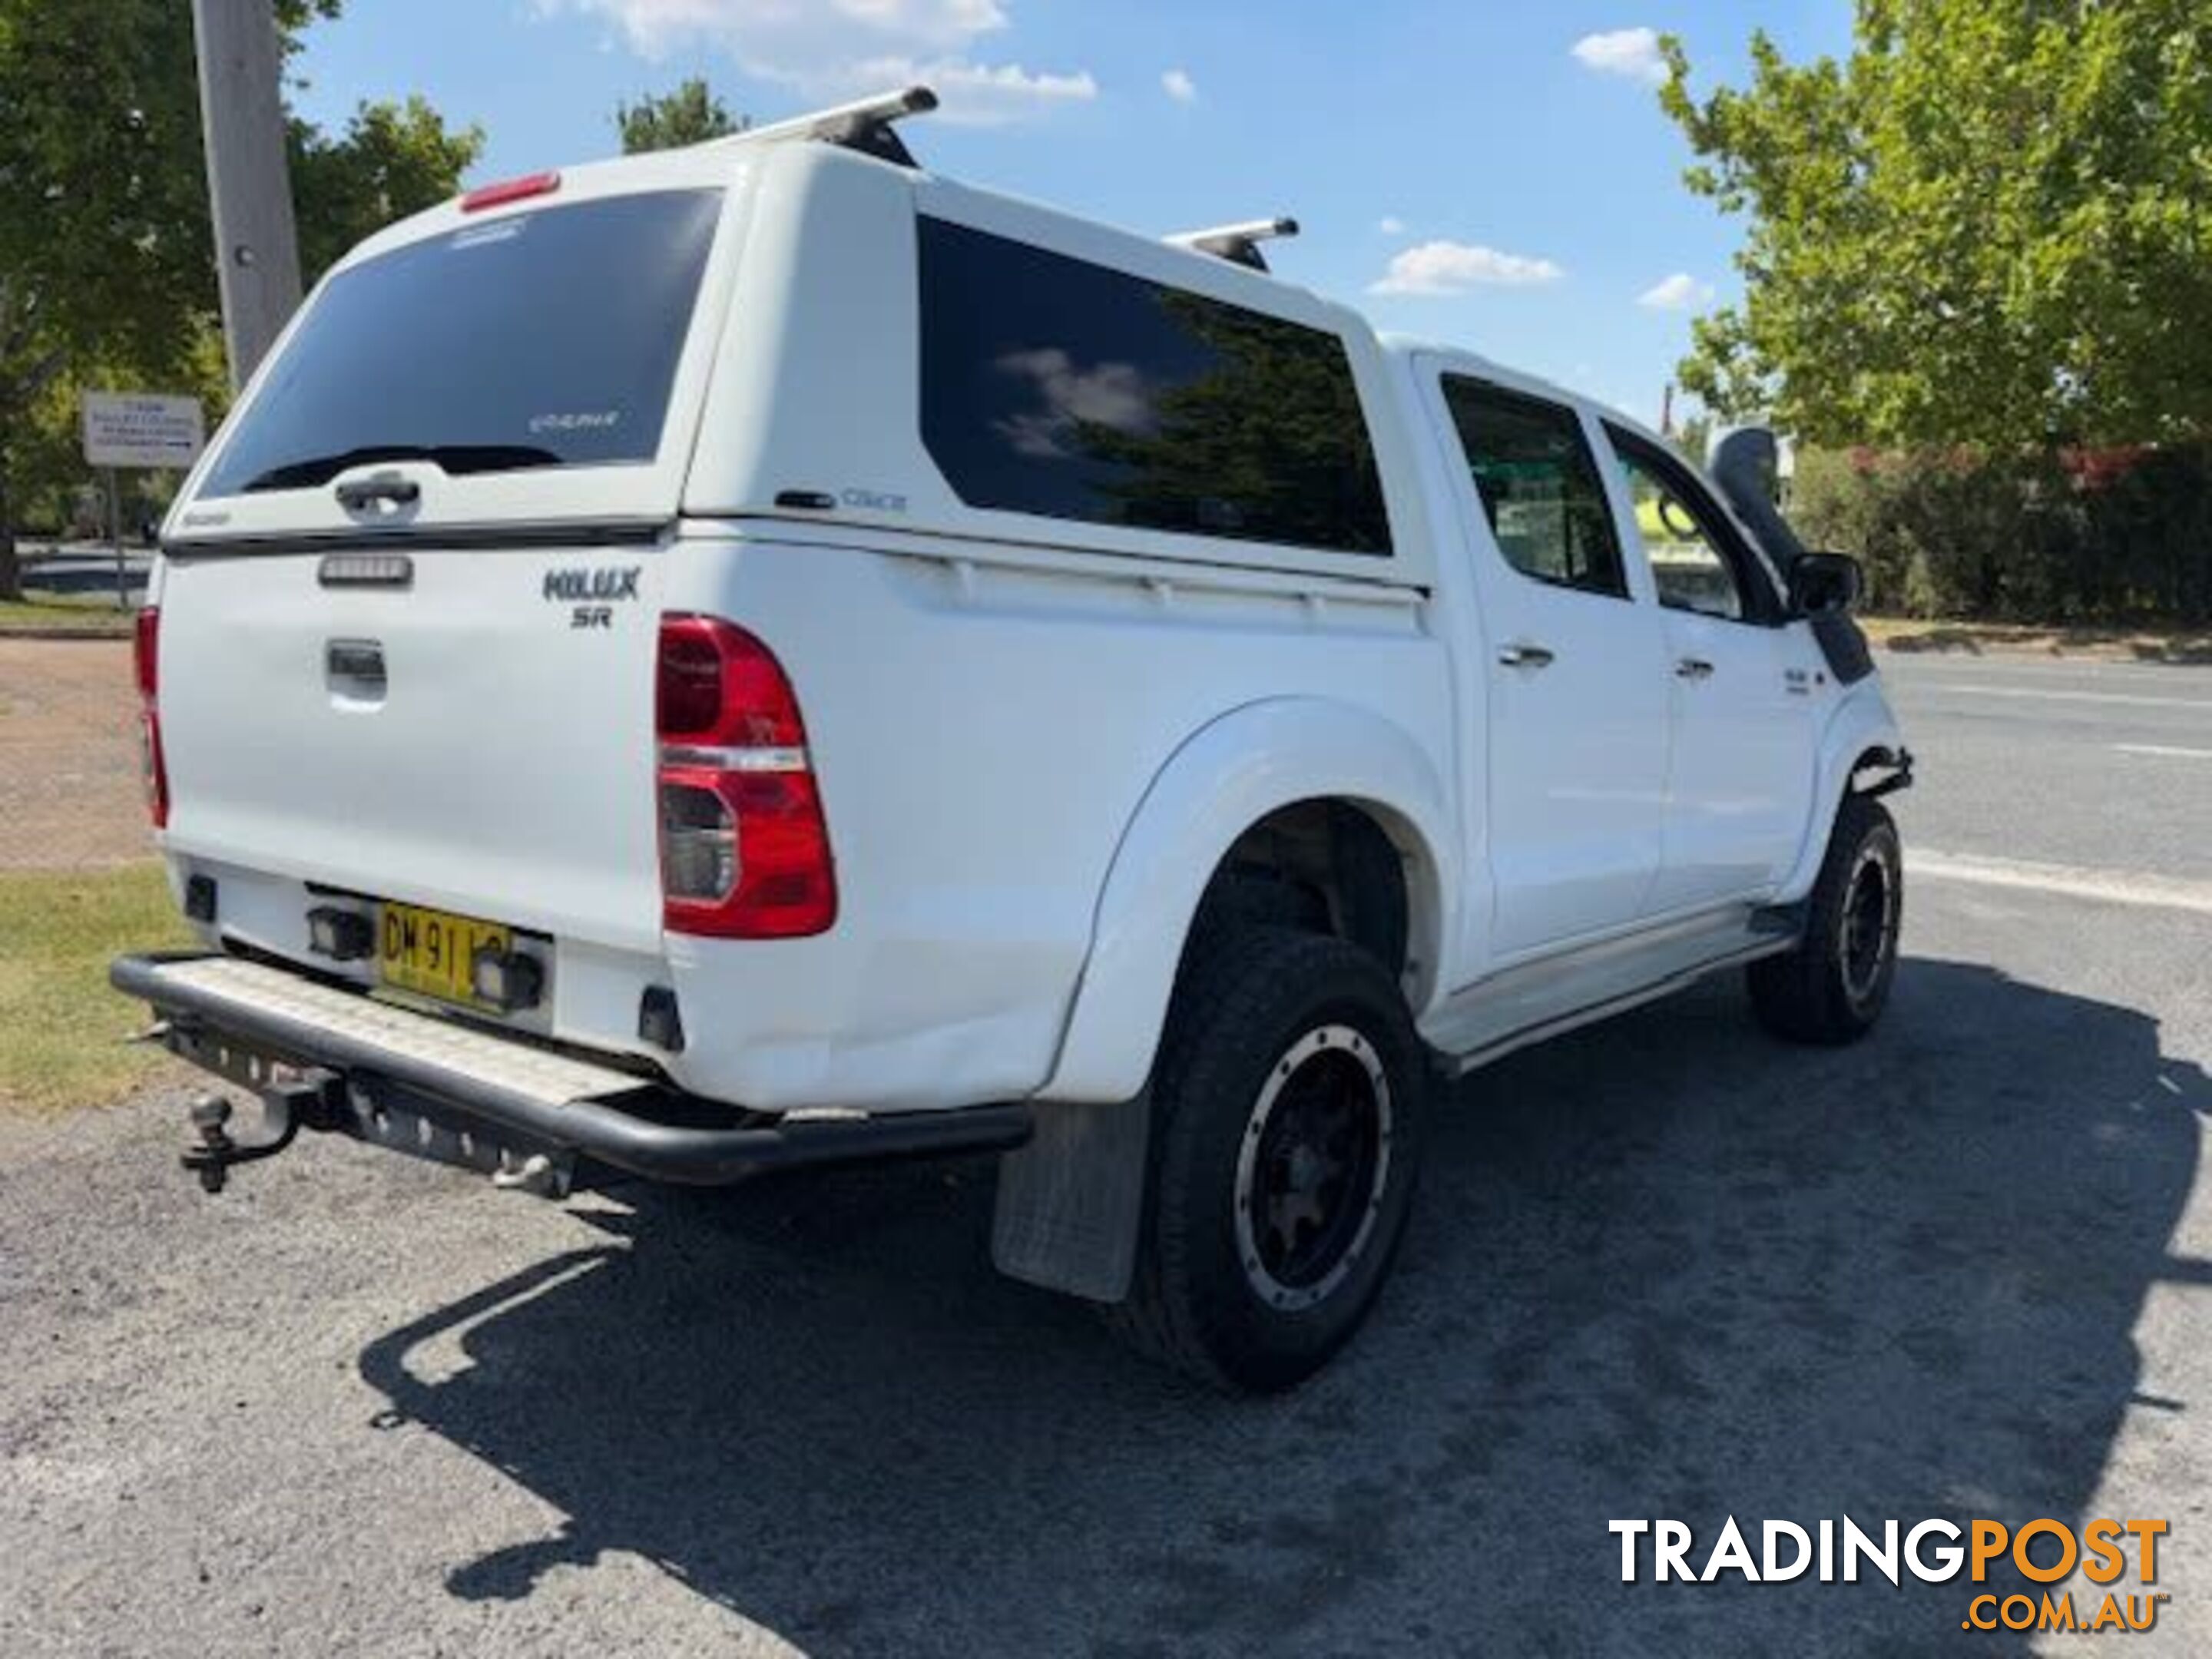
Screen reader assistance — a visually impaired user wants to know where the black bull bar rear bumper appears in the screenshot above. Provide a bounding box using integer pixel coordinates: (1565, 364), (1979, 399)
(111, 952), (1034, 1192)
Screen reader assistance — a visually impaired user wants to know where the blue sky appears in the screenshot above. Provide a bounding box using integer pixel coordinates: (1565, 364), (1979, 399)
(292, 1), (1853, 427)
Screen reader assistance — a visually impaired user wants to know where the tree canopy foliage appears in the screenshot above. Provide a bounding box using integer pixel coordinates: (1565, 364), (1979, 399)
(293, 96), (485, 286)
(617, 79), (743, 153)
(1661, 0), (2212, 449)
(0, 0), (478, 594)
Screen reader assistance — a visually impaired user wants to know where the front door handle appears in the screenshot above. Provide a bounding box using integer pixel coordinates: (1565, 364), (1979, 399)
(1675, 657), (1715, 680)
(1498, 642), (1556, 670)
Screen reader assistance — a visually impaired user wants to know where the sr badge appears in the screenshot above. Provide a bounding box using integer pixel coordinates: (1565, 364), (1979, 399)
(544, 565), (641, 630)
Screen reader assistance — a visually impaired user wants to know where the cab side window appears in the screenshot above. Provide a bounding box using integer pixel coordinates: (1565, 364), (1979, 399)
(1604, 427), (1775, 623)
(1441, 377), (1627, 600)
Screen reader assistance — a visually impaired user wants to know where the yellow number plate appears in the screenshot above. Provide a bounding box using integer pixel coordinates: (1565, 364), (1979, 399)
(379, 902), (508, 1006)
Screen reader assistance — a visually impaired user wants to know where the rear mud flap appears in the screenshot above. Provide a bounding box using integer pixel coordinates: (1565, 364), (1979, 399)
(992, 1092), (1151, 1303)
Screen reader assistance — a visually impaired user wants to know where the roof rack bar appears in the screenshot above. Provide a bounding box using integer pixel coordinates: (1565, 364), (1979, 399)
(1164, 217), (1300, 272)
(711, 85), (939, 167)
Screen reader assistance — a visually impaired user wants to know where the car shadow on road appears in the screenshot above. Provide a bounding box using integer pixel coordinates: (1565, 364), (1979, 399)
(358, 958), (2208, 1657)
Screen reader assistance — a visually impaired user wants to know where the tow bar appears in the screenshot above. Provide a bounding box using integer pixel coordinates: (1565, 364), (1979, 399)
(181, 1072), (349, 1194)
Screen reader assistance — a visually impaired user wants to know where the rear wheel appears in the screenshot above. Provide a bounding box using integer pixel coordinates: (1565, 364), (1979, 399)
(1747, 793), (1902, 1044)
(1105, 927), (1424, 1393)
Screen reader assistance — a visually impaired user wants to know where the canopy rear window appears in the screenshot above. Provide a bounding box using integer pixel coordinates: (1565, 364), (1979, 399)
(199, 189), (724, 498)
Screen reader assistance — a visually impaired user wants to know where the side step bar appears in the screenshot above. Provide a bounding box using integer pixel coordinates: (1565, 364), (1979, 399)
(111, 952), (1032, 1190)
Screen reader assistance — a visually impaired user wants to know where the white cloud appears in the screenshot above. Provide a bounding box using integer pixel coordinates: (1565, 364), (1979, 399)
(1369, 240), (1564, 296)
(1571, 26), (1667, 87)
(1637, 272), (1714, 310)
(1161, 68), (1197, 104)
(842, 55), (1097, 122)
(533, 0), (1094, 122)
(1377, 215), (1406, 236)
(992, 348), (1154, 456)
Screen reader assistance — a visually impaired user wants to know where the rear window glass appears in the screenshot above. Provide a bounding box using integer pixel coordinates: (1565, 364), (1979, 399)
(916, 217), (1392, 556)
(200, 189), (724, 496)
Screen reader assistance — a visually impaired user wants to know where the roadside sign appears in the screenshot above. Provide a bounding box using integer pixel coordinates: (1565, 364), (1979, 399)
(81, 392), (205, 471)
(81, 390), (205, 610)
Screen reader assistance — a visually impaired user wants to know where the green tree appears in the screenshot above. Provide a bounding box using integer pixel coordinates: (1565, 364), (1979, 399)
(1074, 294), (1390, 554)
(1659, 1), (2212, 449)
(0, 0), (475, 598)
(616, 78), (744, 153)
(1673, 413), (1714, 468)
(292, 96), (484, 286)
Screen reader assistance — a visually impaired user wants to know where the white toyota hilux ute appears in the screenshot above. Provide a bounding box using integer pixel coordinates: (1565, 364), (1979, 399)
(116, 89), (1911, 1392)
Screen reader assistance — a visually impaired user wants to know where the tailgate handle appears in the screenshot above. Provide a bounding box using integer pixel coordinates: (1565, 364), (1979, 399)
(334, 475), (421, 512)
(326, 639), (387, 697)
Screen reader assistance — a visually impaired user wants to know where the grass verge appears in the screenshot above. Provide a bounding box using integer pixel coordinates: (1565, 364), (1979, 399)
(0, 593), (135, 636)
(0, 863), (191, 1114)
(1862, 615), (2212, 664)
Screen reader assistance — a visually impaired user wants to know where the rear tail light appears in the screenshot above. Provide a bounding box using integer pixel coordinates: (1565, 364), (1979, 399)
(655, 615), (836, 938)
(133, 606), (169, 829)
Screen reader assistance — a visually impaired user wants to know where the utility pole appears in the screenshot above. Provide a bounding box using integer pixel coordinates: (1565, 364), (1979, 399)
(191, 0), (303, 391)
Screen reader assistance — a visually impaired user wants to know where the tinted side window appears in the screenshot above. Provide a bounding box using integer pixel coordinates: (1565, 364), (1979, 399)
(1604, 426), (1778, 624)
(917, 217), (1392, 555)
(1440, 378), (1627, 599)
(1613, 448), (1745, 619)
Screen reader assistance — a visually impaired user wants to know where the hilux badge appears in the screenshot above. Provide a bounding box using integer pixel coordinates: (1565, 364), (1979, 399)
(544, 565), (641, 629)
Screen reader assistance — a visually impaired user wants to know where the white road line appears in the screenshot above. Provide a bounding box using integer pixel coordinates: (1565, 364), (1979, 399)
(1927, 683), (2212, 712)
(2115, 743), (2212, 760)
(1909, 849), (2212, 916)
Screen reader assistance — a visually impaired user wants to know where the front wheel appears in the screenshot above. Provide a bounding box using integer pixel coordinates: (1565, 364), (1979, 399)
(1104, 927), (1425, 1394)
(1747, 793), (1902, 1044)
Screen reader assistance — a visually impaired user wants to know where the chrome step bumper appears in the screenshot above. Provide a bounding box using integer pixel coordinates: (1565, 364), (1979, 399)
(111, 952), (1032, 1189)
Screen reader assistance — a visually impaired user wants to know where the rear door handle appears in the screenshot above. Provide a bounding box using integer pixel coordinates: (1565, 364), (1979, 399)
(1498, 642), (1555, 670)
(1675, 657), (1714, 680)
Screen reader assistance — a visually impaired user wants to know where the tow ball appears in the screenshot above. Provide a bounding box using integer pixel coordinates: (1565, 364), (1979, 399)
(181, 1074), (346, 1194)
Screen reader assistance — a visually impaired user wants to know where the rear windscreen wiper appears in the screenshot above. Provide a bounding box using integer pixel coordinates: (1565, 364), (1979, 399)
(240, 444), (562, 493)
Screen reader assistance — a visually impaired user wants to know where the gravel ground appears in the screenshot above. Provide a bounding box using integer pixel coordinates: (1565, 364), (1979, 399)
(0, 640), (147, 869)
(0, 652), (2207, 1656)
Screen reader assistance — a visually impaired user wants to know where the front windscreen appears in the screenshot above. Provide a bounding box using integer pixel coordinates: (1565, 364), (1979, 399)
(199, 188), (724, 497)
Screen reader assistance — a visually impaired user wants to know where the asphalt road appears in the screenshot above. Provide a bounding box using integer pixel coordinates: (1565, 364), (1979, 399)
(3, 648), (2208, 1657)
(1886, 652), (2212, 887)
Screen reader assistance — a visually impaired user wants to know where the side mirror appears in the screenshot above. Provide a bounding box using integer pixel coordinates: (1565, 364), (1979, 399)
(1789, 551), (1863, 616)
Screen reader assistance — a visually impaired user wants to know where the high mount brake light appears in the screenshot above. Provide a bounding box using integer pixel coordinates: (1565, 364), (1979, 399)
(460, 171), (561, 214)
(134, 607), (169, 829)
(655, 615), (836, 939)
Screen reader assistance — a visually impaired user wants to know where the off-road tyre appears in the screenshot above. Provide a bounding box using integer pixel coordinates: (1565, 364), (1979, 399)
(1747, 793), (1902, 1045)
(1104, 927), (1425, 1393)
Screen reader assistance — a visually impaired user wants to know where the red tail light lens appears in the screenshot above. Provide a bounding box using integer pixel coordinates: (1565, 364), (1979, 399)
(133, 606), (169, 829)
(655, 615), (836, 938)
(133, 606), (158, 698)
